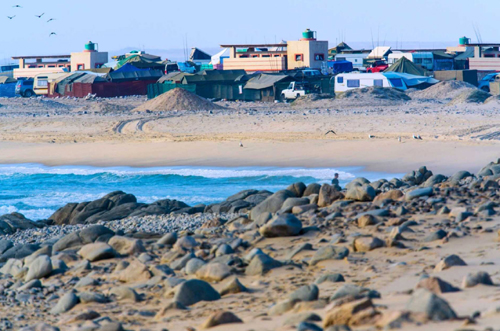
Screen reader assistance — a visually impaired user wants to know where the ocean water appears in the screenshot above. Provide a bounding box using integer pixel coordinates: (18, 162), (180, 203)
(0, 164), (399, 221)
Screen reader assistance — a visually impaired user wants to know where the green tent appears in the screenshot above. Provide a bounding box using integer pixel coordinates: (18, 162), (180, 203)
(384, 56), (425, 76)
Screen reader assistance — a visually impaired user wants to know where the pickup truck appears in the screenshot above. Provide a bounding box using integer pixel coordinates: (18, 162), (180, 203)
(281, 81), (321, 101)
(366, 60), (389, 73)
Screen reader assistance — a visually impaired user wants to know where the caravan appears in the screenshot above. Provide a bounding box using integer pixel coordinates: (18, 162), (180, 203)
(334, 73), (406, 93)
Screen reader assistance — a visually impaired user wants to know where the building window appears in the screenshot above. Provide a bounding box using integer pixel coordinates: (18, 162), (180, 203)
(337, 76), (344, 84)
(252, 55), (259, 58)
(274, 54), (281, 57)
(262, 54), (270, 58)
(48, 65), (55, 68)
(295, 54), (303, 61)
(38, 65), (44, 68)
(314, 54), (325, 61)
(77, 64), (84, 70)
(28, 65), (36, 68)
(347, 79), (360, 88)
(239, 55), (249, 58)
(374, 79), (383, 87)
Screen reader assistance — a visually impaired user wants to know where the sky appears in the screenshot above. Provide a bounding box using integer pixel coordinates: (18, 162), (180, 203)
(0, 0), (498, 63)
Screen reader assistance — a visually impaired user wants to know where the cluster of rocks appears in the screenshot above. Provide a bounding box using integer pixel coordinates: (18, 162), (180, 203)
(0, 159), (499, 330)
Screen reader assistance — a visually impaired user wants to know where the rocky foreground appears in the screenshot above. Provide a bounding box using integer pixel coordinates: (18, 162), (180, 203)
(0, 161), (500, 330)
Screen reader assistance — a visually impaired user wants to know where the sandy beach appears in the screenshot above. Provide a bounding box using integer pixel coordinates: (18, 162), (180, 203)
(0, 91), (498, 174)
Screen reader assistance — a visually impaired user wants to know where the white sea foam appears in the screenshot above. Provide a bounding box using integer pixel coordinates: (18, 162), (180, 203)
(0, 164), (355, 180)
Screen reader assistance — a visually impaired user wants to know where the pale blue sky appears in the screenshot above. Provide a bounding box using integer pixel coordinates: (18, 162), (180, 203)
(0, 0), (497, 62)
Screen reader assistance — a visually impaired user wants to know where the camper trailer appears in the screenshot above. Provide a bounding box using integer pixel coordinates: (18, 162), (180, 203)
(388, 52), (434, 70)
(33, 72), (71, 96)
(334, 72), (407, 93)
(334, 53), (368, 71)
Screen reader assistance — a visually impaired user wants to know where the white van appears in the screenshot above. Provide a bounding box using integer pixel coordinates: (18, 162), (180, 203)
(334, 72), (407, 93)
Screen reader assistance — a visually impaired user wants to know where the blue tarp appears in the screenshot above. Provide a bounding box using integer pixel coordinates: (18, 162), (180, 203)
(383, 72), (439, 87)
(0, 83), (16, 97)
(328, 60), (353, 74)
(114, 63), (151, 73)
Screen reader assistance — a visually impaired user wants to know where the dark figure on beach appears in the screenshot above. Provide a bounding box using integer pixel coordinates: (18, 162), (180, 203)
(331, 173), (341, 191)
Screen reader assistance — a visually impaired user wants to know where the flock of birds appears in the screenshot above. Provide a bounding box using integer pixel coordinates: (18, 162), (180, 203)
(325, 130), (422, 142)
(6, 4), (56, 37)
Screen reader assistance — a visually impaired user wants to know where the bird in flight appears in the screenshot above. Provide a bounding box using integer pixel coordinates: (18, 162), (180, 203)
(49, 32), (57, 37)
(7, 15), (15, 19)
(325, 130), (336, 135)
(47, 18), (55, 23)
(35, 13), (44, 18)
(13, 5), (22, 8)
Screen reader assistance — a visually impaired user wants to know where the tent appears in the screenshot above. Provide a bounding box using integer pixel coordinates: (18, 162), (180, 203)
(383, 72), (439, 89)
(115, 54), (165, 70)
(189, 48), (212, 63)
(114, 63), (151, 73)
(0, 76), (16, 84)
(384, 56), (425, 76)
(244, 74), (293, 102)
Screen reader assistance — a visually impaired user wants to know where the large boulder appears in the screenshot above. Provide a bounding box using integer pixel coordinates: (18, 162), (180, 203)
(0, 213), (42, 235)
(195, 263), (231, 282)
(422, 174), (447, 187)
(415, 277), (460, 294)
(173, 279), (221, 306)
(345, 178), (370, 190)
(51, 292), (80, 314)
(402, 167), (433, 186)
(323, 298), (377, 328)
(303, 183), (321, 196)
(289, 284), (319, 302)
(250, 190), (296, 220)
(287, 182), (307, 197)
(281, 197), (311, 212)
(318, 184), (345, 207)
(353, 237), (385, 252)
(200, 311), (243, 329)
(345, 185), (376, 202)
(259, 214), (303, 237)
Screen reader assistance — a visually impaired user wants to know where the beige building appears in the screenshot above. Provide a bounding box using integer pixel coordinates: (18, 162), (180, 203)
(70, 41), (108, 71)
(287, 39), (328, 70)
(220, 29), (328, 72)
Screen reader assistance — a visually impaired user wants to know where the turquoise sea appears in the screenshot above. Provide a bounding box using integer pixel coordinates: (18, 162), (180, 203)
(0, 164), (400, 221)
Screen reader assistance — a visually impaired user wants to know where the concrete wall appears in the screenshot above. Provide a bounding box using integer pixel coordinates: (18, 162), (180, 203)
(287, 40), (328, 70)
(469, 58), (500, 71)
(13, 67), (66, 79)
(222, 57), (286, 72)
(434, 70), (478, 86)
(71, 51), (108, 71)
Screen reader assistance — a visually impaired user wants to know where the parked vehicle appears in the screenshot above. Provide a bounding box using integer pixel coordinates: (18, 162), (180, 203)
(33, 73), (69, 95)
(328, 60), (353, 74)
(366, 60), (389, 73)
(165, 62), (180, 74)
(301, 69), (321, 77)
(335, 53), (369, 71)
(15, 78), (35, 97)
(281, 81), (320, 100)
(334, 73), (406, 93)
(478, 73), (499, 92)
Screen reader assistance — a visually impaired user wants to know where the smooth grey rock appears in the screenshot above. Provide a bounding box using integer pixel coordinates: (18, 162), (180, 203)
(77, 243), (116, 262)
(51, 291), (79, 314)
(405, 187), (433, 201)
(25, 255), (53, 282)
(289, 284), (319, 302)
(109, 286), (139, 302)
(78, 291), (108, 304)
(157, 233), (177, 245)
(330, 284), (380, 301)
(462, 271), (494, 288)
(173, 279), (221, 306)
(423, 229), (447, 242)
(250, 190), (296, 220)
(345, 184), (376, 202)
(245, 254), (282, 276)
(185, 258), (206, 275)
(315, 273), (345, 284)
(259, 214), (302, 237)
(406, 288), (457, 321)
(310, 246), (349, 266)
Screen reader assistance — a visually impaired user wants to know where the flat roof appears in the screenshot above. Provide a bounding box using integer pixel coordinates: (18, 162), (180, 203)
(465, 43), (500, 47)
(12, 55), (71, 59)
(393, 49), (447, 52)
(220, 44), (286, 48)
